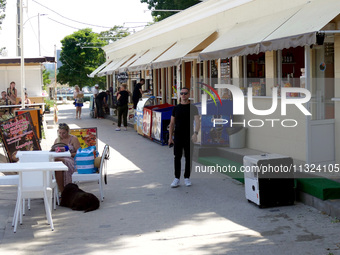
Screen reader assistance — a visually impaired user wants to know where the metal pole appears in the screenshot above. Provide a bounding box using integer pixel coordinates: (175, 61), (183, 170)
(38, 13), (41, 56)
(305, 45), (311, 164)
(54, 45), (58, 124)
(20, 0), (25, 109)
(17, 0), (20, 56)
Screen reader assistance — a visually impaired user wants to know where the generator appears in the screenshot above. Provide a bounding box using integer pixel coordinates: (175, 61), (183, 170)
(243, 154), (295, 208)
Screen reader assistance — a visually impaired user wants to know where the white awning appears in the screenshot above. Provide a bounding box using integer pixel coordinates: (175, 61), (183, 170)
(118, 51), (148, 73)
(128, 43), (175, 71)
(152, 32), (216, 69)
(199, 0), (340, 60)
(98, 55), (133, 77)
(88, 61), (111, 78)
(199, 7), (302, 60)
(260, 0), (340, 52)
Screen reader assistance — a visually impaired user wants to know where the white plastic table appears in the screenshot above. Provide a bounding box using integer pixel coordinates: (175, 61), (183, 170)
(0, 162), (68, 232)
(16, 150), (71, 212)
(16, 151), (71, 161)
(0, 162), (68, 173)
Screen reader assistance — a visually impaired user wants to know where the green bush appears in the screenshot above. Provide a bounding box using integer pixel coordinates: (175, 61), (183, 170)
(44, 98), (54, 112)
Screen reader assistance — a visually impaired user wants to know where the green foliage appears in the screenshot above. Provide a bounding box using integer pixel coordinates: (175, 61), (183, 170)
(44, 98), (54, 112)
(57, 28), (106, 89)
(0, 0), (6, 29)
(0, 0), (6, 56)
(42, 69), (51, 91)
(141, 0), (200, 21)
(99, 26), (130, 44)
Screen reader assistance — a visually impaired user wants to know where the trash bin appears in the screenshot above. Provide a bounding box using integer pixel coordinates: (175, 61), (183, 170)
(227, 127), (246, 149)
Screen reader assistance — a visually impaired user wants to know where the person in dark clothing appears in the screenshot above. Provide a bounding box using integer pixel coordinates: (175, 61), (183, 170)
(115, 84), (130, 131)
(132, 79), (145, 109)
(168, 87), (200, 188)
(95, 90), (110, 119)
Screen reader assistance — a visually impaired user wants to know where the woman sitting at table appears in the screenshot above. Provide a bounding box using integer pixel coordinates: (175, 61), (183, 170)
(53, 123), (81, 193)
(18, 92), (32, 105)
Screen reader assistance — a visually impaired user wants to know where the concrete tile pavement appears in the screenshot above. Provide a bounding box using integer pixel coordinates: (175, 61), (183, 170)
(0, 103), (340, 254)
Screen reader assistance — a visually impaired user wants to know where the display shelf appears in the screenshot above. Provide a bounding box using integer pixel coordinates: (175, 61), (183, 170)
(331, 98), (340, 101)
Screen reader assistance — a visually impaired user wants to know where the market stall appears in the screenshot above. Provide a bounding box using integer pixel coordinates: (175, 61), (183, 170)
(195, 99), (233, 146)
(135, 96), (156, 135)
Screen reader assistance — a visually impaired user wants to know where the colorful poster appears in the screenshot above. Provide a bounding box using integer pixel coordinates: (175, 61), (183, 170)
(69, 127), (97, 149)
(0, 112), (41, 162)
(16, 109), (42, 139)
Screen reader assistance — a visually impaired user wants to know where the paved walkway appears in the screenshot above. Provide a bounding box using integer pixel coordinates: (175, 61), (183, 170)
(0, 103), (340, 255)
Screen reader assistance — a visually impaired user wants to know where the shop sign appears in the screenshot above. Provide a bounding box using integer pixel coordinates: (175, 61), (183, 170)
(0, 112), (41, 162)
(117, 72), (129, 83)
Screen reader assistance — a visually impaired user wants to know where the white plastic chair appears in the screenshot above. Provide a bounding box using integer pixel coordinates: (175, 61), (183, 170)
(13, 153), (59, 228)
(17, 153), (60, 212)
(72, 145), (109, 201)
(12, 165), (54, 233)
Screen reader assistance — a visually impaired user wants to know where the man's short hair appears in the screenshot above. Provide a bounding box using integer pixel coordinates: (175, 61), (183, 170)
(181, 87), (190, 92)
(140, 79), (145, 83)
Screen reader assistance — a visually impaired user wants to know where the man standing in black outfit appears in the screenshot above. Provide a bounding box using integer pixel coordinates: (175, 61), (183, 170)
(168, 87), (200, 188)
(95, 90), (110, 119)
(115, 84), (130, 131)
(132, 78), (145, 109)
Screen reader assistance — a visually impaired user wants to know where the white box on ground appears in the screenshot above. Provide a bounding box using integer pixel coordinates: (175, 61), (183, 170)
(243, 153), (295, 208)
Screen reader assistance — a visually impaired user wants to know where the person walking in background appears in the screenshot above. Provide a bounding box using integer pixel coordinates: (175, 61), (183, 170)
(115, 84), (130, 131)
(73, 85), (84, 119)
(132, 78), (145, 109)
(168, 87), (200, 188)
(92, 84), (99, 118)
(95, 90), (110, 119)
(93, 84), (99, 98)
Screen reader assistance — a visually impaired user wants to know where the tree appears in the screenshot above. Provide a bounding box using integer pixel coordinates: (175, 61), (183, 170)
(99, 25), (130, 45)
(140, 0), (200, 21)
(42, 69), (51, 91)
(57, 28), (106, 88)
(0, 0), (7, 56)
(0, 0), (6, 29)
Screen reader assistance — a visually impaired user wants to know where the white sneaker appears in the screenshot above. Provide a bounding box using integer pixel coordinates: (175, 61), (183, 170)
(115, 128), (121, 131)
(184, 178), (192, 187)
(124, 127), (127, 131)
(171, 178), (180, 188)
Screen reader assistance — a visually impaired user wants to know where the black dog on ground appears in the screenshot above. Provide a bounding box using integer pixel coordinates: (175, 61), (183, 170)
(60, 183), (100, 213)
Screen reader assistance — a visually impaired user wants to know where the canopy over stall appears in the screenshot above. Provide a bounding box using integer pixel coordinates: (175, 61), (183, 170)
(87, 61), (112, 78)
(128, 43), (176, 71)
(98, 55), (134, 77)
(199, 0), (340, 60)
(152, 32), (217, 69)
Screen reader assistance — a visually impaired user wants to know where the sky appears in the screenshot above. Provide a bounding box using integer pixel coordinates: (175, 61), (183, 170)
(0, 0), (153, 57)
